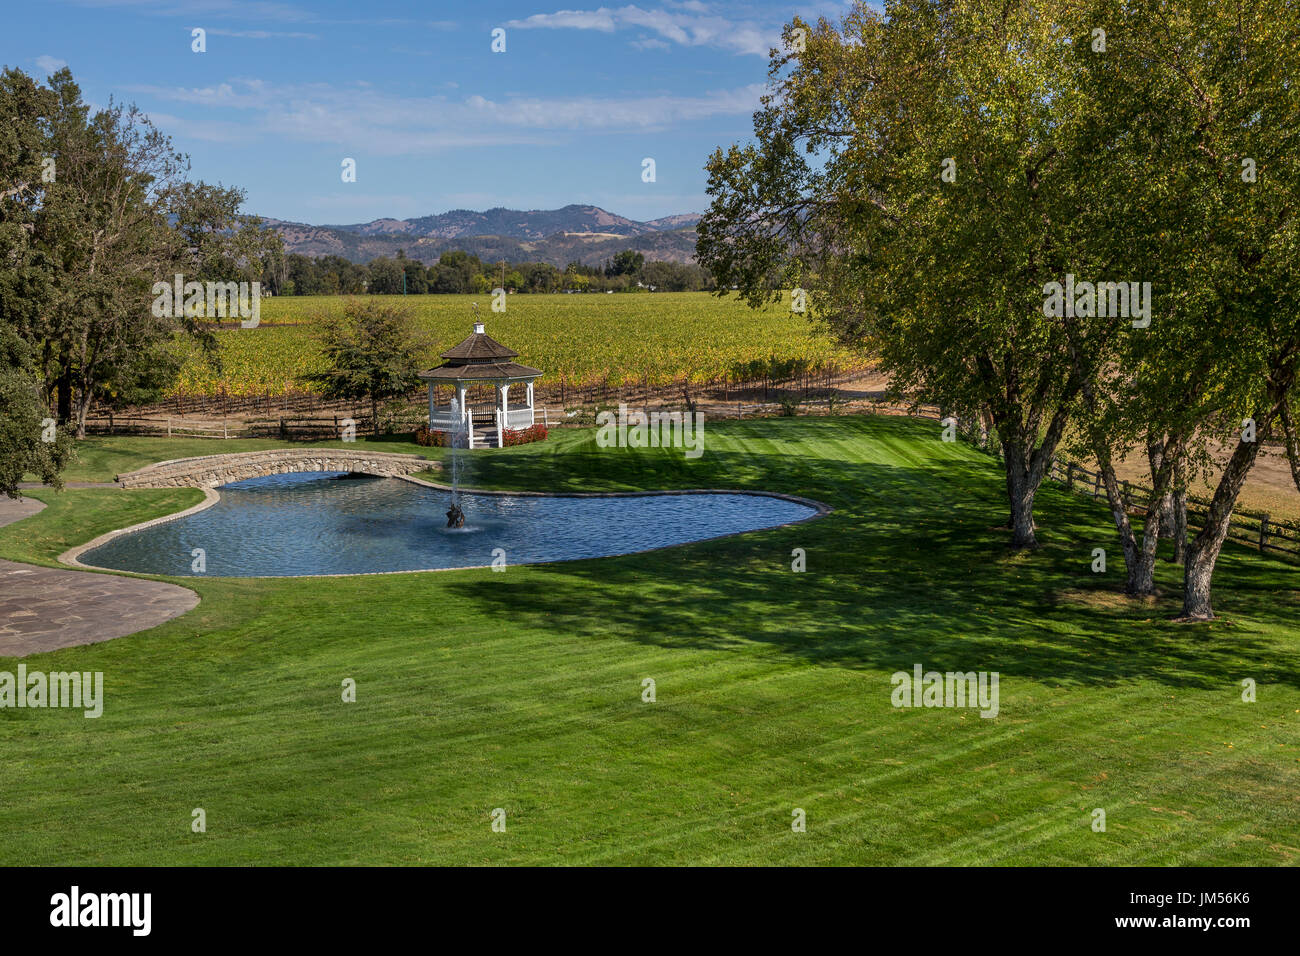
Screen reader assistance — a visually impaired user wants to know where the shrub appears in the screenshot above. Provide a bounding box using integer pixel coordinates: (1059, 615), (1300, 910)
(413, 425), (449, 447)
(502, 423), (549, 447)
(777, 394), (802, 417)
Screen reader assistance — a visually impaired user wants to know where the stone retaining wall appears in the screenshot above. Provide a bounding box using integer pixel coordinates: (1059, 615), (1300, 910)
(117, 448), (439, 489)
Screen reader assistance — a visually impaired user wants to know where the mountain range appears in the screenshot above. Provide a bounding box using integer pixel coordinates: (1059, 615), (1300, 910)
(262, 204), (704, 268)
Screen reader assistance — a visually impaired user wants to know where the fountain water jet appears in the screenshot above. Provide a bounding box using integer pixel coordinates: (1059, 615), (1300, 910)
(446, 395), (468, 528)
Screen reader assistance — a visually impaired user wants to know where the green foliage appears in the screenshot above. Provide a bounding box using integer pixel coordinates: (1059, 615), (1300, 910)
(0, 65), (282, 439)
(304, 299), (426, 432)
(697, 0), (1106, 547)
(0, 326), (73, 496)
(173, 292), (857, 397)
(605, 249), (644, 277)
(366, 256), (404, 295)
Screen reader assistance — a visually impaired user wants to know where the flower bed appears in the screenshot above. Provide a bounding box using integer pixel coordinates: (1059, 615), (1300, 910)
(413, 426), (450, 447)
(502, 424), (549, 447)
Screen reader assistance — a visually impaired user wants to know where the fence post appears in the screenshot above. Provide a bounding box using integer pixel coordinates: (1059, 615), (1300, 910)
(1065, 463), (1075, 491)
(1260, 513), (1269, 552)
(1093, 472), (1101, 498)
(167, 417), (172, 437)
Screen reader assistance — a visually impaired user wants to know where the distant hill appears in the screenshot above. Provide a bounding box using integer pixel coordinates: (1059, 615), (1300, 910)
(262, 204), (703, 268)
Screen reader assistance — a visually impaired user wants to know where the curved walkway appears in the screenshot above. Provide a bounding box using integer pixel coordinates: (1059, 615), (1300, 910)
(0, 497), (198, 657)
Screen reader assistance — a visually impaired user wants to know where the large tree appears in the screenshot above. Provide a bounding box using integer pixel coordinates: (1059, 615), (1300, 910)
(2, 68), (284, 440)
(0, 68), (71, 493)
(305, 299), (426, 433)
(1069, 0), (1300, 618)
(698, 0), (1115, 548)
(37, 74), (192, 437)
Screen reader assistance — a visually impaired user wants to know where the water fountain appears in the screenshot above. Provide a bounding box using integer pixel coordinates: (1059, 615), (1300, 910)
(446, 395), (467, 528)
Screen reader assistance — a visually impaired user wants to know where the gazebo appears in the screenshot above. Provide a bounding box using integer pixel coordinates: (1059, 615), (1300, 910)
(420, 322), (542, 448)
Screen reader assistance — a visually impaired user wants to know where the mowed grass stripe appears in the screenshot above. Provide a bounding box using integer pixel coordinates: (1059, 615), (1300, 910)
(1, 415), (1298, 864)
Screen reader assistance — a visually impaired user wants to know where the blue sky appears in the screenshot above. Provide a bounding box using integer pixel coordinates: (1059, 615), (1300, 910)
(4, 0), (852, 225)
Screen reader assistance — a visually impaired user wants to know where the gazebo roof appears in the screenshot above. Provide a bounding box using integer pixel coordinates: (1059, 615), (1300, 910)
(420, 322), (540, 383)
(439, 324), (518, 361)
(420, 361), (541, 382)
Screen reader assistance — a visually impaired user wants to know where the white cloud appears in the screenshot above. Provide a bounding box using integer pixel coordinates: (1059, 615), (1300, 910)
(509, 8), (618, 31)
(130, 77), (764, 153)
(35, 55), (68, 73)
(505, 5), (780, 56)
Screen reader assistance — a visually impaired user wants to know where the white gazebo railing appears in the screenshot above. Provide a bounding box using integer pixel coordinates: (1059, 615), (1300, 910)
(428, 408), (463, 431)
(430, 405), (532, 429)
(504, 406), (535, 429)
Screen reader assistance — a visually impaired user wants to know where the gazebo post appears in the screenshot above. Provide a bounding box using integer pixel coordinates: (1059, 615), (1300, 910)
(526, 381), (535, 426)
(499, 383), (510, 441)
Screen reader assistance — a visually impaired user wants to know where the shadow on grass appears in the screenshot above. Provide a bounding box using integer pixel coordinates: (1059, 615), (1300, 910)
(436, 417), (1300, 692)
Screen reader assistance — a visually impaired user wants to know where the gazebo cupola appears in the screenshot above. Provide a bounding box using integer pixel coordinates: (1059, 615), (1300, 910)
(419, 322), (542, 448)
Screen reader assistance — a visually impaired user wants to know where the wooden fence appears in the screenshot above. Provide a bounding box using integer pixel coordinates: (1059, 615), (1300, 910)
(933, 407), (1300, 564)
(125, 366), (869, 419)
(1045, 457), (1300, 562)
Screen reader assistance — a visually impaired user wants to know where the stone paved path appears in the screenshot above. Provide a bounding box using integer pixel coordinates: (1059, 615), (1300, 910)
(0, 496), (46, 528)
(0, 496), (199, 657)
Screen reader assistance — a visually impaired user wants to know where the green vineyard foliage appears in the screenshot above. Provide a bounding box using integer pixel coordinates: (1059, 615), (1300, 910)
(173, 292), (863, 397)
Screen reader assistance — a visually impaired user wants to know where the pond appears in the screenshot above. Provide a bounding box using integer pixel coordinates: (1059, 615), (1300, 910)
(79, 472), (820, 577)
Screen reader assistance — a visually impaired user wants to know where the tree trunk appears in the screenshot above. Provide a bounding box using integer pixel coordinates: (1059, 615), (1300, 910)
(1179, 430), (1264, 620)
(1182, 547), (1216, 622)
(1170, 462), (1188, 566)
(1092, 432), (1183, 596)
(1094, 453), (1161, 596)
(1130, 504), (1163, 595)
(1000, 439), (1046, 549)
(56, 363), (73, 425)
(74, 386), (92, 439)
(1007, 462), (1038, 548)
(1280, 396), (1300, 493)
(1146, 438), (1176, 539)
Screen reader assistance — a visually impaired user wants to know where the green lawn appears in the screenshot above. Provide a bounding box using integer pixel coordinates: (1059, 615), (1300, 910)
(2, 416), (1298, 865)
